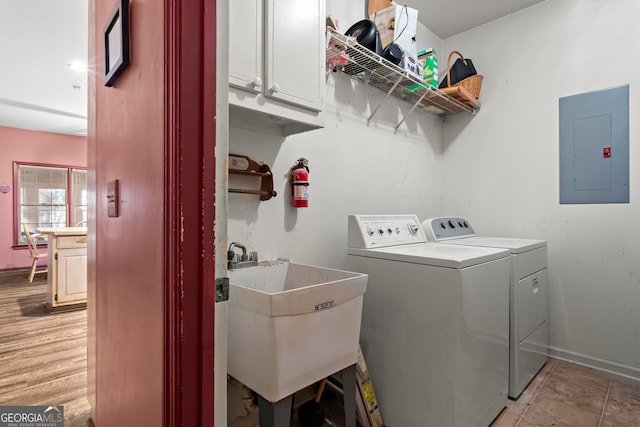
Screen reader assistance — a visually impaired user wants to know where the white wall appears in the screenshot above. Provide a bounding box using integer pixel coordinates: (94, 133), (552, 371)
(440, 0), (640, 380)
(228, 77), (443, 270)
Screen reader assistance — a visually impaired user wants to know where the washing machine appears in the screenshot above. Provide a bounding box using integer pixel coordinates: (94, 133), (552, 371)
(421, 217), (548, 399)
(347, 214), (510, 427)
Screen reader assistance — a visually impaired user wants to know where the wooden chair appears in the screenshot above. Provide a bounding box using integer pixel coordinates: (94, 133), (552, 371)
(22, 223), (48, 283)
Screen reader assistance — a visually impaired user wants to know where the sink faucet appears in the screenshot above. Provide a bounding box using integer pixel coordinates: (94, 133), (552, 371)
(229, 242), (247, 259)
(227, 242), (258, 269)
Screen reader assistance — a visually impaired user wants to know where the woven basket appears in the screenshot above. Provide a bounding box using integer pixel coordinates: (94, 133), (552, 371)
(445, 51), (483, 99)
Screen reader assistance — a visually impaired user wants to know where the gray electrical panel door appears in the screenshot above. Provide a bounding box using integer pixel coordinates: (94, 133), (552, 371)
(559, 85), (629, 204)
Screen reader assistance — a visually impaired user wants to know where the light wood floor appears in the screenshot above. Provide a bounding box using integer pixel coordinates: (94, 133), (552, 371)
(0, 269), (91, 426)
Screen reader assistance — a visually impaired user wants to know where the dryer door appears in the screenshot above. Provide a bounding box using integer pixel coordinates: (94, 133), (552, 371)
(516, 268), (548, 341)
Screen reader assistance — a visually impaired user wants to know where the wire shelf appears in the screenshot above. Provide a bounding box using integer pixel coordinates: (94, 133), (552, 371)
(326, 28), (480, 128)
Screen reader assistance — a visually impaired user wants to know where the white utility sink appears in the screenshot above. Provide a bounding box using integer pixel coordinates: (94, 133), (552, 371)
(227, 259), (368, 402)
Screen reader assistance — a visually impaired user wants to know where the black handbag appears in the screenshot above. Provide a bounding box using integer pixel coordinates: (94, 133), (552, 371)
(439, 51), (477, 89)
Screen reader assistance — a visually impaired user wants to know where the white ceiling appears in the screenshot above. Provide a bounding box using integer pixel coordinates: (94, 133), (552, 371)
(0, 0), (545, 136)
(403, 0), (546, 39)
(0, 0), (88, 136)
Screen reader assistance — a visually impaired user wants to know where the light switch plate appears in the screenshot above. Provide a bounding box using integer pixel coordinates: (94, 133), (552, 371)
(107, 179), (119, 217)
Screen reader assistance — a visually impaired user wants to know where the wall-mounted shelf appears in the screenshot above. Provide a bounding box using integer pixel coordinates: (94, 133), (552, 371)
(326, 28), (480, 129)
(228, 154), (277, 201)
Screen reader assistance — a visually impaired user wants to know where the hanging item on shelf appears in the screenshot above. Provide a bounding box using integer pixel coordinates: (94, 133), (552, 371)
(439, 51), (483, 99)
(401, 50), (422, 79)
(344, 19), (383, 56)
(382, 42), (403, 66)
(327, 48), (350, 71)
(228, 154), (277, 201)
(326, 21), (350, 72)
(290, 158), (310, 208)
(404, 48), (438, 92)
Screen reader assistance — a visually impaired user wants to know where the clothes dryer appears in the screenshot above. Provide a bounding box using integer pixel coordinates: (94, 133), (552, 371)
(347, 215), (510, 427)
(422, 217), (548, 398)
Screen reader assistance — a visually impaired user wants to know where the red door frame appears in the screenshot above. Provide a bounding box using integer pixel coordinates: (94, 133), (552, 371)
(164, 0), (217, 425)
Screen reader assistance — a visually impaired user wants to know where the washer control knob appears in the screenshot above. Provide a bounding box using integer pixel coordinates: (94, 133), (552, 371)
(448, 220), (456, 228)
(387, 228), (393, 234)
(408, 224), (419, 235)
(395, 227), (400, 234)
(378, 228), (384, 235)
(366, 227), (375, 236)
(440, 221), (447, 229)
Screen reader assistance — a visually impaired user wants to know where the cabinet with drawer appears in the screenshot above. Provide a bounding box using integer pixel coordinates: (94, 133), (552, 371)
(39, 228), (88, 311)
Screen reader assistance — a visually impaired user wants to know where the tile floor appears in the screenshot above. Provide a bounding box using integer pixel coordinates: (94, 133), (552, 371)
(230, 358), (640, 426)
(491, 358), (640, 427)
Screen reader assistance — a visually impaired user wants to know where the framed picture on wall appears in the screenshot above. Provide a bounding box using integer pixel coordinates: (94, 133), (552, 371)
(104, 0), (130, 87)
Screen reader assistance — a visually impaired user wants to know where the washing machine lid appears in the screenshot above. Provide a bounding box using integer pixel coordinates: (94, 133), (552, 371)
(439, 236), (546, 254)
(347, 242), (509, 269)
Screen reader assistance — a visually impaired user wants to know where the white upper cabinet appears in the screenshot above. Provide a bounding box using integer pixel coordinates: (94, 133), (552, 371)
(229, 0), (263, 93)
(229, 0), (325, 135)
(264, 0), (324, 111)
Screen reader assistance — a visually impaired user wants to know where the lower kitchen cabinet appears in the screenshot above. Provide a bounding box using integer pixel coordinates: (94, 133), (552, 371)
(38, 228), (88, 311)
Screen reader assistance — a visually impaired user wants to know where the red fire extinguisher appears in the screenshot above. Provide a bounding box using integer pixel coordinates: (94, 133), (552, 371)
(290, 158), (309, 208)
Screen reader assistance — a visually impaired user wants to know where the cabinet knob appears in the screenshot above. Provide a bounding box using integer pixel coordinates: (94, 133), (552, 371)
(252, 77), (262, 88)
(271, 83), (280, 93)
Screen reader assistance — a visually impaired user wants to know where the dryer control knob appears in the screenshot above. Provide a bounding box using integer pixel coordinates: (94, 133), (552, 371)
(448, 220), (456, 228)
(408, 224), (419, 235)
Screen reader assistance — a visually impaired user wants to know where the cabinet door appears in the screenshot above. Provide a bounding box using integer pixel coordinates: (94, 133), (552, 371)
(57, 248), (88, 304)
(229, 0), (263, 92)
(264, 0), (324, 111)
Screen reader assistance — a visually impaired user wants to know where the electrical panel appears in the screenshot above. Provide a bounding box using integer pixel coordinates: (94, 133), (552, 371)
(559, 85), (629, 204)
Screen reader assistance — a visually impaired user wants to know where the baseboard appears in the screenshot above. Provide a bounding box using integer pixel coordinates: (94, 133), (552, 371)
(548, 345), (640, 385)
(47, 302), (87, 313)
(0, 267), (31, 273)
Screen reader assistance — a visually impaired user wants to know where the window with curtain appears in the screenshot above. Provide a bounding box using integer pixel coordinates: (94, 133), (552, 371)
(15, 163), (87, 246)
